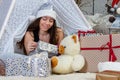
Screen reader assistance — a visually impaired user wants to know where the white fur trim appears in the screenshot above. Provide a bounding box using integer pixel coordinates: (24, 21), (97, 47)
(36, 10), (56, 20)
(29, 15), (36, 22)
(98, 62), (120, 72)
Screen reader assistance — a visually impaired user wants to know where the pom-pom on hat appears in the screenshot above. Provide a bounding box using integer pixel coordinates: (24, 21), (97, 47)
(36, 10), (56, 20)
(117, 7), (120, 14)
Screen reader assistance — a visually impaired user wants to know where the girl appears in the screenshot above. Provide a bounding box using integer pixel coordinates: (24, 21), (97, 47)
(17, 10), (64, 55)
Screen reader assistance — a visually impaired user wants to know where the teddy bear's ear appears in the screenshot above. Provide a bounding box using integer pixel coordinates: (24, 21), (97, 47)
(72, 35), (77, 43)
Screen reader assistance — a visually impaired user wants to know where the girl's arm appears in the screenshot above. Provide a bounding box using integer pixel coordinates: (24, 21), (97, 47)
(56, 27), (64, 45)
(24, 31), (37, 55)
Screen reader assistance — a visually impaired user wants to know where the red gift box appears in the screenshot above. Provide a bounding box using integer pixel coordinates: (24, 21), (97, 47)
(79, 34), (120, 72)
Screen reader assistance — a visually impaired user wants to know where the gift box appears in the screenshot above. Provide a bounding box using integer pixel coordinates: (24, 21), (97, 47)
(30, 40), (58, 58)
(78, 30), (97, 37)
(5, 52), (51, 77)
(96, 70), (120, 80)
(79, 34), (120, 72)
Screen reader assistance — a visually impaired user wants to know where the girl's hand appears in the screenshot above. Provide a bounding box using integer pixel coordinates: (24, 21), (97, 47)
(26, 41), (37, 54)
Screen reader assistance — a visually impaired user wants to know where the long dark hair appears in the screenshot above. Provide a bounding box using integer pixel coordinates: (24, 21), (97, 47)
(17, 17), (57, 54)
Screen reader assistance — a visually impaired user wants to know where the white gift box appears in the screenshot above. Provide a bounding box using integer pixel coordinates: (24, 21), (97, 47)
(5, 52), (51, 77)
(30, 41), (58, 58)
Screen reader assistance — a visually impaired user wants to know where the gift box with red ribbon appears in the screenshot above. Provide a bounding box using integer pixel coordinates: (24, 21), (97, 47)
(79, 33), (120, 72)
(78, 30), (96, 37)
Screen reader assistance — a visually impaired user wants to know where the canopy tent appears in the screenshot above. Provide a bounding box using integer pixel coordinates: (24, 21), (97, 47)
(0, 0), (92, 54)
(0, 0), (15, 39)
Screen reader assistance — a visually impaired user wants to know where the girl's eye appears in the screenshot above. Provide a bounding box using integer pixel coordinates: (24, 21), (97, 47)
(49, 19), (54, 23)
(42, 17), (54, 23)
(42, 17), (47, 20)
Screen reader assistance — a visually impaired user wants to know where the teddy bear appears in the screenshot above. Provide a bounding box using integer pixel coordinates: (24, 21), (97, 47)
(51, 34), (85, 74)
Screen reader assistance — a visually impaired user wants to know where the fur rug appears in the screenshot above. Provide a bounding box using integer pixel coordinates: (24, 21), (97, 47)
(0, 73), (96, 80)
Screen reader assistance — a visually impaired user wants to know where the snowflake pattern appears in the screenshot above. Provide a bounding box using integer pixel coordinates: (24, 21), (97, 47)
(5, 52), (50, 77)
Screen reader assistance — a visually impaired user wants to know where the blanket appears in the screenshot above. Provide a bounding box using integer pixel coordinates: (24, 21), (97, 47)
(0, 73), (96, 80)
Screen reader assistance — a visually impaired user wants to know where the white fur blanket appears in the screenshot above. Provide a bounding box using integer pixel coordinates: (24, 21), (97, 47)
(0, 73), (96, 80)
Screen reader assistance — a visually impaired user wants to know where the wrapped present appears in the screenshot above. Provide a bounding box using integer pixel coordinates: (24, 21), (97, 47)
(96, 70), (120, 80)
(79, 34), (120, 72)
(29, 40), (58, 58)
(5, 52), (51, 77)
(78, 30), (97, 37)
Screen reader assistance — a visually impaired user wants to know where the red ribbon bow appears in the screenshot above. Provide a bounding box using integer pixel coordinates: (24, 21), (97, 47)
(100, 34), (117, 62)
(79, 33), (119, 62)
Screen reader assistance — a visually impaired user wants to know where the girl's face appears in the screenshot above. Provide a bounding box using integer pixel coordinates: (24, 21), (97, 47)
(39, 16), (54, 32)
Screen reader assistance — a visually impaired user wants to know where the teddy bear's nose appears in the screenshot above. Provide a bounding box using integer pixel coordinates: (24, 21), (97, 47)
(58, 45), (65, 55)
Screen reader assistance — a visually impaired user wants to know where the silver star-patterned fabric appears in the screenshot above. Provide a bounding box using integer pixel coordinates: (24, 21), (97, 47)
(29, 41), (58, 58)
(5, 52), (51, 77)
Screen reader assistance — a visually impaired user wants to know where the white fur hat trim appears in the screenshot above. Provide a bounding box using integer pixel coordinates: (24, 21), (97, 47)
(29, 15), (36, 22)
(98, 62), (120, 72)
(36, 10), (56, 20)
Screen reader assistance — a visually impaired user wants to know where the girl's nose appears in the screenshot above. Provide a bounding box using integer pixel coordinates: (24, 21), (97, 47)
(46, 20), (51, 25)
